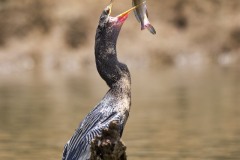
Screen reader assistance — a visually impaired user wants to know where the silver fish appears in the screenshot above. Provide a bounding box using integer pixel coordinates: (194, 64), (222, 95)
(132, 0), (156, 34)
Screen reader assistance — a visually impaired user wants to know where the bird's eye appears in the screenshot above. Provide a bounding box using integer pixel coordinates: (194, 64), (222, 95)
(105, 7), (111, 15)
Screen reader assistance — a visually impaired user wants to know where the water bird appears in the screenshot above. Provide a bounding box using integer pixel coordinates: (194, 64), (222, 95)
(132, 0), (156, 34)
(62, 3), (136, 160)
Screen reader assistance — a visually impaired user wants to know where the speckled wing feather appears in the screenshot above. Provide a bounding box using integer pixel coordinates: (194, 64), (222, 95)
(62, 98), (125, 160)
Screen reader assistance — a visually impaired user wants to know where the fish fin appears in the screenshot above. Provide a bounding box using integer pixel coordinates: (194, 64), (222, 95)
(132, 0), (141, 23)
(146, 23), (156, 34)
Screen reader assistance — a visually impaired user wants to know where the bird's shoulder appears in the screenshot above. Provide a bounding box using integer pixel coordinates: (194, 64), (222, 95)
(77, 94), (119, 133)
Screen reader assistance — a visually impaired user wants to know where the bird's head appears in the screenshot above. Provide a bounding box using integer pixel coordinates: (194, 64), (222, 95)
(99, 3), (134, 27)
(96, 3), (138, 44)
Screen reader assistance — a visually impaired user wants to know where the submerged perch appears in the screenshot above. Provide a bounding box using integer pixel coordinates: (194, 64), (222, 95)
(90, 121), (127, 160)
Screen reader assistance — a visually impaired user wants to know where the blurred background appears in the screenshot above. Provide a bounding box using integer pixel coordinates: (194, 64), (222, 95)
(0, 0), (240, 159)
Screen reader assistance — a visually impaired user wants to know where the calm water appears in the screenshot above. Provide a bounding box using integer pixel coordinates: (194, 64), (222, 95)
(0, 66), (240, 160)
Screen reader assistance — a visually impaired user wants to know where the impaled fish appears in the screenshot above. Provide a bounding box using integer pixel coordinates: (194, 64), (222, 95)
(132, 0), (156, 34)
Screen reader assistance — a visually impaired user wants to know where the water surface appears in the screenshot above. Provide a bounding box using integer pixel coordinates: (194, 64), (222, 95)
(0, 67), (240, 160)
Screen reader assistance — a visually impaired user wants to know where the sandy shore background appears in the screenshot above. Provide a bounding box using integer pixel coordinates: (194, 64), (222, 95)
(0, 0), (239, 75)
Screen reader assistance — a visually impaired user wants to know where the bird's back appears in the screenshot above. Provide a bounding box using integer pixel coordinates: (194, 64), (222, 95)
(62, 90), (129, 160)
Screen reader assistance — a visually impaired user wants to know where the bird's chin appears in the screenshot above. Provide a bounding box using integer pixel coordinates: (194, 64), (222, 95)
(117, 14), (129, 23)
(108, 16), (128, 27)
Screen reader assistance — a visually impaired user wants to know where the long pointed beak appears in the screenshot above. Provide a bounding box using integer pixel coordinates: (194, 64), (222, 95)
(107, 2), (113, 15)
(116, 1), (145, 22)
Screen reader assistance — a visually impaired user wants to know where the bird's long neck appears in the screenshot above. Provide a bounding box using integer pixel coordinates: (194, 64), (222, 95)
(94, 26), (131, 96)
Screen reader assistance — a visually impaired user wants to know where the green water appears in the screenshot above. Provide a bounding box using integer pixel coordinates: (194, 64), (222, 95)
(0, 66), (240, 160)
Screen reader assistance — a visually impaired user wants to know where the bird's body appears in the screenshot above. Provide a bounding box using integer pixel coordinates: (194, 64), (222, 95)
(62, 4), (131, 160)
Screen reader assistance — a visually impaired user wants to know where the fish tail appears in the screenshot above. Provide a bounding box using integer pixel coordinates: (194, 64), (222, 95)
(146, 24), (156, 34)
(141, 23), (156, 35)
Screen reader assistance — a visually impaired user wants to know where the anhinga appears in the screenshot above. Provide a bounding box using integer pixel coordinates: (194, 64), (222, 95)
(62, 3), (135, 160)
